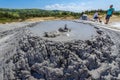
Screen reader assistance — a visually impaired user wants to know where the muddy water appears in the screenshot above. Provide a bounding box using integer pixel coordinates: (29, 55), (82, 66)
(29, 20), (97, 41)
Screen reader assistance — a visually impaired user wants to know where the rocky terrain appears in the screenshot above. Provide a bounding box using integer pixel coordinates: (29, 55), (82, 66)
(0, 21), (120, 80)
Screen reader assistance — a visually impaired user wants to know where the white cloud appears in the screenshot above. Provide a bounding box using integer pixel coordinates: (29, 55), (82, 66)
(44, 2), (93, 12)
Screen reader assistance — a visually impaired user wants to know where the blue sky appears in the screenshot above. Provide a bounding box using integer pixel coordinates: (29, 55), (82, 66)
(0, 0), (119, 12)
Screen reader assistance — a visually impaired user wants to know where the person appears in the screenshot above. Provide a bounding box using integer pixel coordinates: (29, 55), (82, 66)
(80, 12), (89, 20)
(93, 11), (101, 22)
(105, 5), (115, 24)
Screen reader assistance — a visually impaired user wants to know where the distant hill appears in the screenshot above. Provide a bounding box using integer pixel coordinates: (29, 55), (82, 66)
(0, 8), (81, 23)
(0, 8), (81, 18)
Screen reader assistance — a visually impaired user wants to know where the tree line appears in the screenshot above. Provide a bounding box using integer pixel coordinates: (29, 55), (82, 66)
(84, 9), (120, 16)
(0, 8), (81, 22)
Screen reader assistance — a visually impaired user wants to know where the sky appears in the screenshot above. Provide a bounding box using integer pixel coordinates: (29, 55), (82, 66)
(0, 0), (119, 12)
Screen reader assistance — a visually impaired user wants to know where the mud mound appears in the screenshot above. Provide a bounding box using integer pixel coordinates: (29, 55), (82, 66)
(0, 21), (120, 80)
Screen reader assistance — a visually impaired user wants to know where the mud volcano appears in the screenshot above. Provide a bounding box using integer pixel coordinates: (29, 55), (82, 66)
(0, 20), (120, 80)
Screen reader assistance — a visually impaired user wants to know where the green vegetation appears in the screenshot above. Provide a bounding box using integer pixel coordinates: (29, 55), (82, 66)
(84, 9), (107, 15)
(84, 9), (120, 16)
(0, 8), (120, 23)
(0, 8), (81, 23)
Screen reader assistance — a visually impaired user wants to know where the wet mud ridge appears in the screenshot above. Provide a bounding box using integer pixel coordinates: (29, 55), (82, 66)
(0, 21), (120, 80)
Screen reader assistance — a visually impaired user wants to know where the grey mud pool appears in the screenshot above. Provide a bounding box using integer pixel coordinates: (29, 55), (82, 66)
(29, 20), (97, 41)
